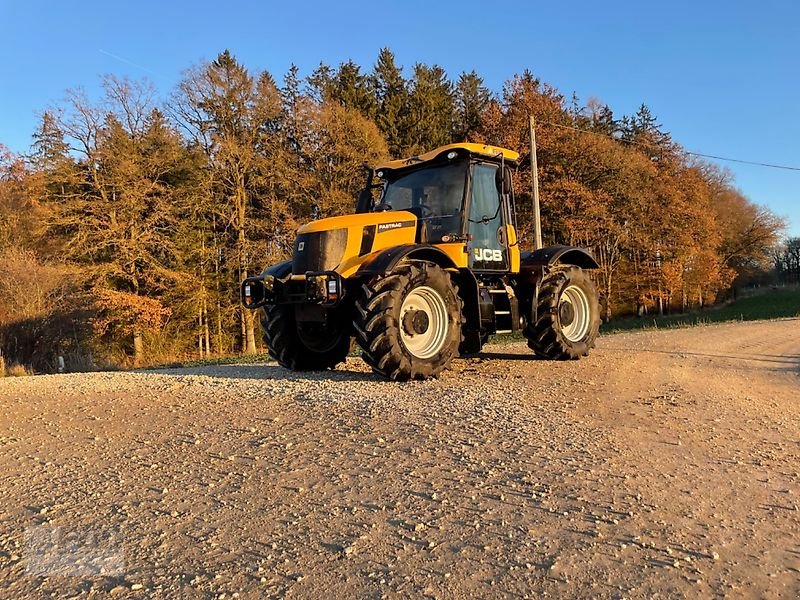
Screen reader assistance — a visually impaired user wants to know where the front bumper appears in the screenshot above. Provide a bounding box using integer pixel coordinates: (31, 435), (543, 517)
(241, 271), (344, 309)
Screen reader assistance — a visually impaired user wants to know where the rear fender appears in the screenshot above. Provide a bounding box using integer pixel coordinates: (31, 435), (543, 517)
(520, 245), (599, 271)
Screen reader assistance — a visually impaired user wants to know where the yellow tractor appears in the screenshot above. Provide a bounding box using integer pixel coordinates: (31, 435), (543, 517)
(242, 142), (600, 380)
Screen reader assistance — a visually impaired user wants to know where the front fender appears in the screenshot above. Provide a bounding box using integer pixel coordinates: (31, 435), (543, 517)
(263, 259), (293, 279)
(355, 244), (459, 276)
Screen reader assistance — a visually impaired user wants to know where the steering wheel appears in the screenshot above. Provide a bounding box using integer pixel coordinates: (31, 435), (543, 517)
(419, 203), (436, 220)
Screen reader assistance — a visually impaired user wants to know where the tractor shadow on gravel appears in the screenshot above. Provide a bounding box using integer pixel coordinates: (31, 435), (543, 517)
(472, 350), (548, 361)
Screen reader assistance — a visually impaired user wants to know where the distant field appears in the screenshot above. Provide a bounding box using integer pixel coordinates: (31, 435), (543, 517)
(602, 286), (800, 333)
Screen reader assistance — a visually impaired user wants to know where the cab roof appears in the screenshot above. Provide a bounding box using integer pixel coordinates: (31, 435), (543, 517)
(375, 142), (520, 172)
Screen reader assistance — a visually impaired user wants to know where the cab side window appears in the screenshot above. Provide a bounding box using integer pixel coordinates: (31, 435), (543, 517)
(468, 164), (507, 269)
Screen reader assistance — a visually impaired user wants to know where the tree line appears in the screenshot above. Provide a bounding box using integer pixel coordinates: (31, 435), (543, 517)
(0, 48), (787, 371)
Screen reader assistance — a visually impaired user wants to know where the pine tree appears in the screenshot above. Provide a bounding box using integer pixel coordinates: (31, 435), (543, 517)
(371, 48), (409, 156)
(30, 112), (70, 173)
(329, 60), (377, 119)
(407, 63), (454, 153)
(50, 78), (199, 364)
(307, 62), (334, 103)
(281, 64), (302, 152)
(454, 70), (490, 142)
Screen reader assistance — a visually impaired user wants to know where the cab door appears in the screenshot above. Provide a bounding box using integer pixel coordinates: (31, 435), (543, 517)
(467, 163), (509, 271)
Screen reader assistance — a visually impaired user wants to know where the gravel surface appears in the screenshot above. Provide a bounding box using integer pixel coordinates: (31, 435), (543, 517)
(1, 319), (798, 598)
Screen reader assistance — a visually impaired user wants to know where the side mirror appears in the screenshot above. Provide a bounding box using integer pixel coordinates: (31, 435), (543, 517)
(495, 166), (513, 195)
(356, 188), (372, 212)
(356, 166), (375, 213)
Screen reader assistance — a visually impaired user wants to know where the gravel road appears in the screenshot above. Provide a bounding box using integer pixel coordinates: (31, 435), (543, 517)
(1, 319), (799, 598)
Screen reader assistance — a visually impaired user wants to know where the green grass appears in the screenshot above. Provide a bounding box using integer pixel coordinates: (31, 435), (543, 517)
(601, 287), (800, 334)
(142, 352), (274, 370)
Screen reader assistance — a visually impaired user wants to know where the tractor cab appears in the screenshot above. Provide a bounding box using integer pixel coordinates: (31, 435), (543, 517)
(358, 143), (521, 272)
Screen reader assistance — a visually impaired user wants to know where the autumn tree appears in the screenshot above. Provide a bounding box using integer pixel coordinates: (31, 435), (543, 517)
(710, 182), (785, 281)
(172, 50), (282, 354)
(289, 101), (388, 218)
(49, 77), (197, 364)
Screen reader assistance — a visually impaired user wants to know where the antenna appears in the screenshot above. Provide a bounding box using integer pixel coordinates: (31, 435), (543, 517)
(529, 115), (543, 250)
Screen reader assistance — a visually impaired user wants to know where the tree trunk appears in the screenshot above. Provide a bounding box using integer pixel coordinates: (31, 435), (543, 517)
(216, 299), (223, 355)
(246, 311), (257, 354)
(198, 305), (205, 357)
(235, 181), (257, 355)
(240, 306), (247, 353)
(203, 297), (211, 357)
(133, 330), (144, 366)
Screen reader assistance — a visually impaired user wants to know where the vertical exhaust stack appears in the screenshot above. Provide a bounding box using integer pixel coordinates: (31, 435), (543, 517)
(529, 115), (543, 251)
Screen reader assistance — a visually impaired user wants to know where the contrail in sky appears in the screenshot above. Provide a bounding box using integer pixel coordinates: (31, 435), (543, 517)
(99, 49), (155, 74)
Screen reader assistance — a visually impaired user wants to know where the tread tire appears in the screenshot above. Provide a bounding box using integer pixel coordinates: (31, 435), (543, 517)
(261, 304), (350, 371)
(524, 266), (600, 360)
(354, 261), (462, 381)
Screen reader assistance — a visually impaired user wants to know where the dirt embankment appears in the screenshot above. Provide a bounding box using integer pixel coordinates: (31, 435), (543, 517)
(1, 319), (798, 598)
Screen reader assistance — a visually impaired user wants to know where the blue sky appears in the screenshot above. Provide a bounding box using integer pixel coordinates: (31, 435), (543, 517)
(1, 0), (797, 235)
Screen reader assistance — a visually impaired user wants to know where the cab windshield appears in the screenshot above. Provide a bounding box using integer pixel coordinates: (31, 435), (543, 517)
(378, 161), (467, 219)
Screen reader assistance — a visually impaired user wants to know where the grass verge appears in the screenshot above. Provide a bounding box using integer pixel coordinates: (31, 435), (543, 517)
(141, 352), (274, 371)
(602, 287), (800, 334)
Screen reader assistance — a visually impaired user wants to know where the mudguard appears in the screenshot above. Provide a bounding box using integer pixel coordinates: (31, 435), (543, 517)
(520, 245), (599, 270)
(263, 259), (293, 279)
(355, 245), (484, 354)
(355, 244), (459, 277)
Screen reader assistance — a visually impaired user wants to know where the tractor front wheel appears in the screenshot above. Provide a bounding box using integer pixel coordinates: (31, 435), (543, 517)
(262, 304), (350, 371)
(354, 261), (462, 381)
(524, 266), (600, 359)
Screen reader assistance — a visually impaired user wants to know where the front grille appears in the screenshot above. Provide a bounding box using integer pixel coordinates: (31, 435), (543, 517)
(292, 229), (348, 274)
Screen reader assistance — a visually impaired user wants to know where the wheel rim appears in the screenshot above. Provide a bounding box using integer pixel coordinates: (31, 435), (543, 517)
(559, 284), (591, 343)
(399, 286), (449, 359)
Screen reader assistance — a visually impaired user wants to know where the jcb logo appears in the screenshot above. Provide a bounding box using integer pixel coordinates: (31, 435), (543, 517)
(474, 248), (503, 262)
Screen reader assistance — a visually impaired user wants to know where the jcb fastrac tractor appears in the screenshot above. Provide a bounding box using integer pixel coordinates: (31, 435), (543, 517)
(242, 142), (600, 380)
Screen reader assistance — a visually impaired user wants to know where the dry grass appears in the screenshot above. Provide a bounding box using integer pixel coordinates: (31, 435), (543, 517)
(0, 356), (32, 377)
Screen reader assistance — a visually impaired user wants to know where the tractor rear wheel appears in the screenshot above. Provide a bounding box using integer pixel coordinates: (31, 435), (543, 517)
(262, 304), (350, 371)
(354, 261), (462, 381)
(524, 266), (600, 360)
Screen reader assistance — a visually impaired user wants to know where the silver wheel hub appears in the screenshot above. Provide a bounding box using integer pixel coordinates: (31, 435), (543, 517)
(559, 284), (591, 343)
(399, 286), (448, 359)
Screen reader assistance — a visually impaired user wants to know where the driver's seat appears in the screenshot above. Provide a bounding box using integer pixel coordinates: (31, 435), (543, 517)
(406, 206), (429, 243)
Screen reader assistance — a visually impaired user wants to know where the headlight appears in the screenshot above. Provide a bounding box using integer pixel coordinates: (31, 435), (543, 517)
(306, 272), (341, 304)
